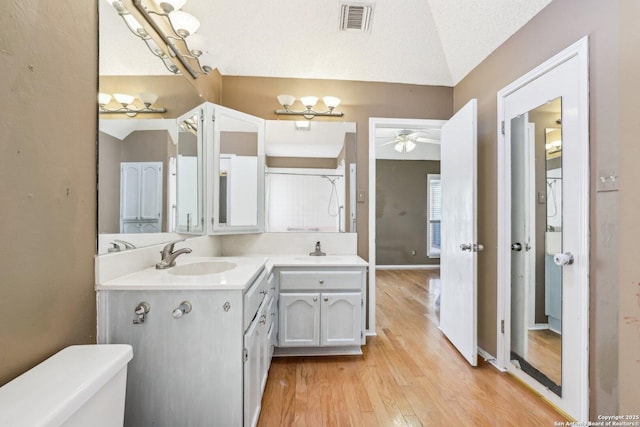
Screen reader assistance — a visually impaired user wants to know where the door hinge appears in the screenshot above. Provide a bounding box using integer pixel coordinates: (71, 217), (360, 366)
(501, 320), (505, 334)
(361, 298), (364, 307)
(501, 121), (505, 135)
(243, 348), (248, 363)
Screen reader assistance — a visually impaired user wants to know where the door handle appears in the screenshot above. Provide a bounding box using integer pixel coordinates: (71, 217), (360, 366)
(553, 252), (574, 266)
(461, 243), (484, 252)
(511, 243), (523, 252)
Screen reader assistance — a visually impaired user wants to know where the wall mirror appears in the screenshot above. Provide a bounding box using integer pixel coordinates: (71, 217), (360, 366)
(264, 120), (357, 233)
(510, 97), (562, 396)
(97, 0), (203, 254)
(211, 106), (265, 234)
(176, 107), (205, 234)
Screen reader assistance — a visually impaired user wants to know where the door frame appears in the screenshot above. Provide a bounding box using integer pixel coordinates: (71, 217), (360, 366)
(496, 37), (589, 420)
(368, 117), (447, 336)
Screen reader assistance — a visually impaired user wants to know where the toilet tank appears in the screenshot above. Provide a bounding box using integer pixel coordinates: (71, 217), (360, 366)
(0, 344), (133, 427)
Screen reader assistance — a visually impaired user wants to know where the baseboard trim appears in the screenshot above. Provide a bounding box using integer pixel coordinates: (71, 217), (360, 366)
(478, 347), (507, 372)
(528, 323), (549, 331)
(375, 264), (440, 270)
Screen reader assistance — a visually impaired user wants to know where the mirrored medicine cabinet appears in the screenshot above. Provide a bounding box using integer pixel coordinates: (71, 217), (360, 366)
(176, 102), (265, 236)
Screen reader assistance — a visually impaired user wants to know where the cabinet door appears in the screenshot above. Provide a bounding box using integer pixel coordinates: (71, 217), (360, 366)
(320, 292), (362, 347)
(244, 317), (262, 427)
(279, 293), (320, 347)
(120, 163), (141, 221)
(139, 163), (162, 221)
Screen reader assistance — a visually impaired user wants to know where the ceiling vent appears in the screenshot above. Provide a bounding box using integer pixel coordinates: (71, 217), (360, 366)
(340, 3), (374, 32)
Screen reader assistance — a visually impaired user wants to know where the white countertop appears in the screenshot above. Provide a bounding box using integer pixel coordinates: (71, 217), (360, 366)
(96, 255), (367, 291)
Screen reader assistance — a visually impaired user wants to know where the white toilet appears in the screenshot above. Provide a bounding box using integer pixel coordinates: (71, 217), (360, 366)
(0, 344), (133, 427)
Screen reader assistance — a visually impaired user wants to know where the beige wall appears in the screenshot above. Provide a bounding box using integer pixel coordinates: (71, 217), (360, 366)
(376, 160), (441, 266)
(454, 0), (619, 416)
(0, 1), (98, 385)
(618, 0), (640, 416)
(220, 76), (453, 260)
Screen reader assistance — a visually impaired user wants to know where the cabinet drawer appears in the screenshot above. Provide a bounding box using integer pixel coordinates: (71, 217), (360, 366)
(244, 268), (268, 330)
(279, 270), (363, 291)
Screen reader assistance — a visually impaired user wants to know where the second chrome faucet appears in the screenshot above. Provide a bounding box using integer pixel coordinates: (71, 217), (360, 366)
(156, 239), (192, 269)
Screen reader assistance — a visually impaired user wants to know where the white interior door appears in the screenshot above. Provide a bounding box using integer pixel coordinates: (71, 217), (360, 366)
(498, 38), (589, 420)
(439, 99), (479, 366)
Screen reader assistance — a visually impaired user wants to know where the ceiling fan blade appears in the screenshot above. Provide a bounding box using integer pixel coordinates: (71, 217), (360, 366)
(379, 138), (400, 146)
(414, 137), (441, 143)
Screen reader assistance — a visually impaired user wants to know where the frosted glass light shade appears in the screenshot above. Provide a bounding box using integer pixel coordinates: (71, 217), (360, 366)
(138, 92), (158, 106)
(186, 34), (206, 56)
(169, 11), (200, 37)
(159, 0), (187, 13)
(323, 96), (341, 109)
(394, 142), (404, 153)
(113, 93), (135, 106)
(300, 96), (318, 108)
(98, 93), (112, 106)
(277, 95), (296, 108)
(405, 140), (416, 152)
(123, 14), (146, 36)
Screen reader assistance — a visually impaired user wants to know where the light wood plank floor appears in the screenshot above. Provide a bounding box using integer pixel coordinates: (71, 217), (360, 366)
(527, 329), (562, 386)
(258, 269), (566, 426)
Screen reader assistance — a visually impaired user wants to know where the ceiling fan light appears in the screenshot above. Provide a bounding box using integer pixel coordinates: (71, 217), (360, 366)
(405, 140), (416, 152)
(277, 94), (296, 109)
(300, 96), (318, 109)
(323, 96), (341, 109)
(169, 11), (200, 37)
(394, 142), (404, 153)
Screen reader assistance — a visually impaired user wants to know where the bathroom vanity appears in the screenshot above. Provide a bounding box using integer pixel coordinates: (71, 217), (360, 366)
(96, 252), (367, 427)
(97, 257), (271, 427)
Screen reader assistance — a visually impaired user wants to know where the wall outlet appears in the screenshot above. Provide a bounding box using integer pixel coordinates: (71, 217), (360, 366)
(537, 192), (546, 204)
(411, 250), (417, 256)
(357, 189), (366, 203)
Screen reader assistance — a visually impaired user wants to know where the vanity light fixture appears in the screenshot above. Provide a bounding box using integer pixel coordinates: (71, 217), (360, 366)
(275, 95), (344, 119)
(98, 92), (167, 116)
(105, 0), (211, 78)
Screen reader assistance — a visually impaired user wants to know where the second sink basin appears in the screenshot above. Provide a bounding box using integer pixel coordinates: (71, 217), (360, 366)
(168, 261), (237, 276)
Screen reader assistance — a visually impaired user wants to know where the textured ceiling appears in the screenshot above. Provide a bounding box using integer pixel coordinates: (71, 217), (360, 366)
(100, 0), (552, 86)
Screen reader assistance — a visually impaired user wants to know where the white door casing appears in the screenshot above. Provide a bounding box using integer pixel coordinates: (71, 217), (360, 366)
(497, 37), (589, 420)
(439, 99), (479, 367)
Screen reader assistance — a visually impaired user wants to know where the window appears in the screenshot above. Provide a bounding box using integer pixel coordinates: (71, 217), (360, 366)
(427, 174), (441, 258)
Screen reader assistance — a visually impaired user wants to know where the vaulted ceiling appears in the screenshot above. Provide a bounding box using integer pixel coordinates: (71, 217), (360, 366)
(100, 0), (552, 86)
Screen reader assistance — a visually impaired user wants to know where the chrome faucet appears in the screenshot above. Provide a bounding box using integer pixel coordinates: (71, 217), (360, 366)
(156, 239), (192, 269)
(309, 241), (326, 256)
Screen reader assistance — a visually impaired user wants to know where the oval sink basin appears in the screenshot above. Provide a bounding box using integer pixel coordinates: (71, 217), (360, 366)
(169, 261), (237, 276)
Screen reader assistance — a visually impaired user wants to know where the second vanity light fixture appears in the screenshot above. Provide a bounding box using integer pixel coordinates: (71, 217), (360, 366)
(105, 0), (211, 78)
(99, 92), (167, 116)
(275, 95), (344, 119)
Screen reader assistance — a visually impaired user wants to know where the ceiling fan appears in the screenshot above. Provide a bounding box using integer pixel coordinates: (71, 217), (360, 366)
(380, 129), (441, 153)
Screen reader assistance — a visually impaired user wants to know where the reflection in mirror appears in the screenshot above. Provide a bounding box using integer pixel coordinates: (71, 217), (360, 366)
(510, 97), (562, 396)
(216, 112), (260, 229)
(176, 111), (204, 233)
(264, 121), (357, 233)
(97, 120), (179, 254)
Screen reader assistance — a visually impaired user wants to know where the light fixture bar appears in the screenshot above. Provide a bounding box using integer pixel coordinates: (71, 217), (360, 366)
(133, 0), (198, 78)
(275, 109), (344, 118)
(99, 105), (168, 116)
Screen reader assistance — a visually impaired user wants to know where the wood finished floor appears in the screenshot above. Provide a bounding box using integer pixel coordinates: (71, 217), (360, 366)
(258, 269), (566, 426)
(527, 329), (562, 386)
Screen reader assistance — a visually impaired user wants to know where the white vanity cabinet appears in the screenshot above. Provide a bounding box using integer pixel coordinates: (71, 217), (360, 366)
(97, 266), (274, 427)
(276, 267), (366, 355)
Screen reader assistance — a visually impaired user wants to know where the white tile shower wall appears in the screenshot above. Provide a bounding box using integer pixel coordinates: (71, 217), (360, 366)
(221, 232), (357, 256)
(95, 235), (222, 284)
(265, 172), (345, 232)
